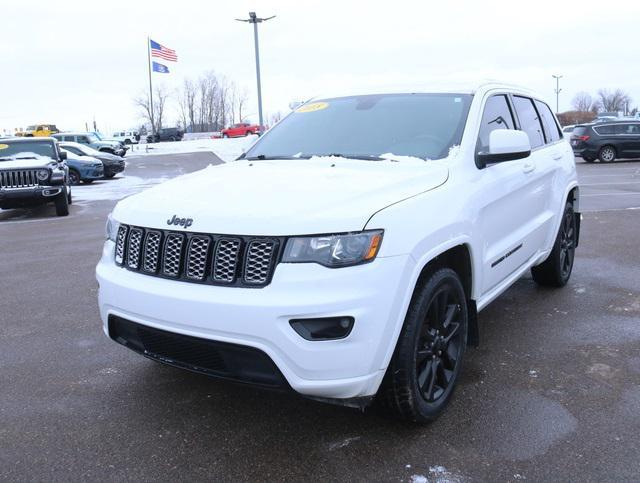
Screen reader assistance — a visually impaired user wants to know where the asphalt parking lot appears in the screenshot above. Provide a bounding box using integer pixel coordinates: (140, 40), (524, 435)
(1, 155), (639, 482)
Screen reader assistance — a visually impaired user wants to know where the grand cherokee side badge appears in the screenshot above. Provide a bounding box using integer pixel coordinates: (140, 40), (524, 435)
(167, 215), (194, 228)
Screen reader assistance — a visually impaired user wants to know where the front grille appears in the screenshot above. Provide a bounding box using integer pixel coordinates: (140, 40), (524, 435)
(109, 315), (287, 388)
(114, 224), (281, 288)
(0, 169), (41, 189)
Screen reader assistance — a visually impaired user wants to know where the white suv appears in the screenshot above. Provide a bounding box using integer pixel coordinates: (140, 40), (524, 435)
(97, 82), (579, 422)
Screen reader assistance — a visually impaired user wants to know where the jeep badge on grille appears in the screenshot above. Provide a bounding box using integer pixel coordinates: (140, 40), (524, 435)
(167, 215), (194, 229)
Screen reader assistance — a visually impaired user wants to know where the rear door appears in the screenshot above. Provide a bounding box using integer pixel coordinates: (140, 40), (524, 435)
(614, 123), (640, 157)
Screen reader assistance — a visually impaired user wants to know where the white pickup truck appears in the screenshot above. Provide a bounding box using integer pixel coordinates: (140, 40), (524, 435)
(97, 82), (579, 423)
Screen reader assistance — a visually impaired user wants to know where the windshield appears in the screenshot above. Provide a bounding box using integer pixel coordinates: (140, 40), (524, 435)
(86, 133), (100, 143)
(0, 141), (55, 160)
(92, 132), (104, 140)
(244, 93), (472, 161)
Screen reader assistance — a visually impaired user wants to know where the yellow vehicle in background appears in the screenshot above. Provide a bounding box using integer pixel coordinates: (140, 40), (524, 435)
(16, 124), (60, 137)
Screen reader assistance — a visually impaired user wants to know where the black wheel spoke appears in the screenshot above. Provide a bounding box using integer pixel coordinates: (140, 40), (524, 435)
(422, 359), (439, 400)
(444, 322), (460, 344)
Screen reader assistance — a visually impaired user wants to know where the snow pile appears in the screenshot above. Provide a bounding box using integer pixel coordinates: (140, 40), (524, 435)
(72, 176), (169, 203)
(127, 135), (258, 162)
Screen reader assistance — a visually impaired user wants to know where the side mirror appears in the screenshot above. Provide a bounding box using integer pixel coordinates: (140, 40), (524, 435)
(477, 129), (531, 168)
(59, 151), (67, 161)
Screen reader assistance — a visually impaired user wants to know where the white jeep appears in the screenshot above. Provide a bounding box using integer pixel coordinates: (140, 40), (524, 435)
(97, 82), (579, 422)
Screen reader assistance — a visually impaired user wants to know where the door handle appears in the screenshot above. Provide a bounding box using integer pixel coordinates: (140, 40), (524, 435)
(523, 163), (535, 173)
(552, 154), (563, 160)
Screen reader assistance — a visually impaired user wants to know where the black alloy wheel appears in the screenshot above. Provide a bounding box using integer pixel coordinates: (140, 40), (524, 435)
(531, 201), (576, 287)
(558, 206), (576, 281)
(415, 284), (465, 403)
(379, 268), (468, 422)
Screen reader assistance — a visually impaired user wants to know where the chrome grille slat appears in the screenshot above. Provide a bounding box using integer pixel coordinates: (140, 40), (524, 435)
(186, 236), (211, 280)
(142, 231), (162, 273)
(126, 228), (143, 269)
(213, 238), (241, 283)
(162, 233), (185, 277)
(114, 224), (279, 287)
(114, 225), (128, 265)
(0, 169), (40, 189)
(244, 240), (277, 284)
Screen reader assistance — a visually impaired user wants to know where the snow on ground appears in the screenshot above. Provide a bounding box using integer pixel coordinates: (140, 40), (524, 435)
(126, 135), (258, 162)
(72, 176), (169, 203)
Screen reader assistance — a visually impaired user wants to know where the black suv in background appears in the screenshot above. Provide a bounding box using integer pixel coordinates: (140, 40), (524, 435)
(146, 127), (184, 143)
(571, 121), (640, 162)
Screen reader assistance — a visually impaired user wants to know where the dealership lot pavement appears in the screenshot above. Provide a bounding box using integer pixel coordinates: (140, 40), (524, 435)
(1, 155), (639, 481)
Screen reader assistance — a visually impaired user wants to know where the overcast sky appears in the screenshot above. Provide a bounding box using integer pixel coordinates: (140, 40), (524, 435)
(2, 0), (639, 134)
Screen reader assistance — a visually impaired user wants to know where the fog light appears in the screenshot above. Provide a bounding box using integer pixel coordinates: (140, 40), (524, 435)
(289, 316), (355, 341)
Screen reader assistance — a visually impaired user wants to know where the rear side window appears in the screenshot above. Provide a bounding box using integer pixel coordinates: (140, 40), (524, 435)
(594, 125), (615, 135)
(572, 126), (588, 136)
(534, 100), (561, 143)
(614, 124), (640, 134)
(513, 96), (545, 149)
(477, 95), (515, 153)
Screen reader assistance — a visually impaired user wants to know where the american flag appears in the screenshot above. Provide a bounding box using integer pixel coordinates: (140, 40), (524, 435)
(150, 39), (178, 62)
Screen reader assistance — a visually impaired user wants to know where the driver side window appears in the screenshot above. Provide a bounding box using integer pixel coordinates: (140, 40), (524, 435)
(477, 95), (516, 154)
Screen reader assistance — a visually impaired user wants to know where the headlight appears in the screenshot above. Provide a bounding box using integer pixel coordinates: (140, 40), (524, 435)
(282, 230), (383, 268)
(105, 213), (120, 242)
(36, 169), (49, 181)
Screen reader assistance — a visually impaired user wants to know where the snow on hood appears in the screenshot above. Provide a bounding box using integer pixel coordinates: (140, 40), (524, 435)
(113, 157), (449, 235)
(0, 152), (55, 169)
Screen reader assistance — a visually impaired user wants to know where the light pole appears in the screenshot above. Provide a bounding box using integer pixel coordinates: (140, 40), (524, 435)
(236, 12), (275, 134)
(552, 74), (563, 113)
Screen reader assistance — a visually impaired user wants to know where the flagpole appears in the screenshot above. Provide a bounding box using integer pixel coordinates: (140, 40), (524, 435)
(147, 36), (155, 135)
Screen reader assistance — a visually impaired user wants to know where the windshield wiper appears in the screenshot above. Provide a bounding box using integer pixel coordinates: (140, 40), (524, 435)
(243, 154), (311, 161)
(325, 153), (385, 161)
(0, 156), (37, 160)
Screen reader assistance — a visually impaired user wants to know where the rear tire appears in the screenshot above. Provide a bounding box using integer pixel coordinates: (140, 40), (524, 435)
(54, 191), (69, 216)
(598, 145), (616, 163)
(531, 201), (576, 287)
(378, 268), (468, 423)
(67, 186), (72, 205)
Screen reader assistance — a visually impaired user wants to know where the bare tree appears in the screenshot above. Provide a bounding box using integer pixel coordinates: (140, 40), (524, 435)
(594, 88), (632, 113)
(237, 86), (249, 123)
(134, 85), (171, 133)
(571, 92), (594, 112)
(178, 78), (197, 132)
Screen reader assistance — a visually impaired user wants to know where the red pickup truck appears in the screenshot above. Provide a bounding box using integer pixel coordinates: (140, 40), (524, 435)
(221, 123), (261, 138)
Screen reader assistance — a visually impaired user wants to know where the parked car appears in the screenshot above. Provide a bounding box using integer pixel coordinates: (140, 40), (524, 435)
(97, 82), (579, 423)
(0, 137), (71, 216)
(146, 127), (184, 143)
(570, 121), (640, 162)
(16, 124), (60, 137)
(53, 132), (126, 157)
(111, 130), (139, 145)
(221, 123), (261, 138)
(61, 150), (104, 185)
(59, 141), (125, 178)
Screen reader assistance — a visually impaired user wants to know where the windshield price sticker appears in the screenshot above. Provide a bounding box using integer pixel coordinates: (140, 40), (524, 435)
(296, 102), (329, 113)
(0, 144), (8, 150)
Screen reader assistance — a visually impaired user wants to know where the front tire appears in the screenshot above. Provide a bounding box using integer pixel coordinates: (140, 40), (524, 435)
(54, 191), (69, 216)
(68, 169), (80, 185)
(531, 201), (576, 287)
(598, 145), (616, 163)
(379, 268), (468, 423)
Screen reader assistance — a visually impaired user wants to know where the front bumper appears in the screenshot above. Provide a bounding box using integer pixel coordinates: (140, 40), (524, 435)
(0, 185), (63, 207)
(96, 240), (413, 399)
(104, 162), (125, 176)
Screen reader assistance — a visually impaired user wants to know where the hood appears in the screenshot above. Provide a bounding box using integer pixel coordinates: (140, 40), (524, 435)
(65, 152), (101, 166)
(113, 157), (449, 235)
(95, 140), (120, 148)
(0, 158), (54, 169)
(95, 152), (123, 163)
